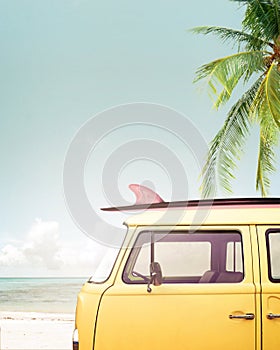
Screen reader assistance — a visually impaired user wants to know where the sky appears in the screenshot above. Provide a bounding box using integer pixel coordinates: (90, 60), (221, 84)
(1, 0), (280, 277)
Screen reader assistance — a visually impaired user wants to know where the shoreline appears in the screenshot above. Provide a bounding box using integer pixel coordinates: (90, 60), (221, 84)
(0, 311), (75, 350)
(0, 311), (75, 321)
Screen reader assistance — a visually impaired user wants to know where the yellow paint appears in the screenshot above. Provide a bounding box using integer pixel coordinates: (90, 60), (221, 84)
(257, 226), (280, 350)
(75, 283), (113, 350)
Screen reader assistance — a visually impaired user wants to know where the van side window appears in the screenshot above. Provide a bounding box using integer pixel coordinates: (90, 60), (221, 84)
(267, 230), (280, 282)
(123, 231), (244, 284)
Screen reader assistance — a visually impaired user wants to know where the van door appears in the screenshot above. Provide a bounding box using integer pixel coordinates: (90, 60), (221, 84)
(95, 226), (256, 350)
(257, 226), (280, 350)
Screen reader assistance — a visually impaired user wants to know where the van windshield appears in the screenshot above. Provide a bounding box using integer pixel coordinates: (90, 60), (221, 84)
(88, 247), (121, 283)
(87, 224), (126, 283)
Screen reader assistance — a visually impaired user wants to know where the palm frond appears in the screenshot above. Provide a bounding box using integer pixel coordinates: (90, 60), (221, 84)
(194, 51), (265, 109)
(191, 26), (272, 50)
(201, 77), (263, 198)
(272, 0), (280, 36)
(256, 111), (279, 196)
(251, 62), (280, 128)
(240, 0), (280, 43)
(264, 63), (280, 127)
(250, 61), (280, 195)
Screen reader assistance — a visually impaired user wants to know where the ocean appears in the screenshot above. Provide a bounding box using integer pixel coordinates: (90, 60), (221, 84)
(0, 278), (88, 314)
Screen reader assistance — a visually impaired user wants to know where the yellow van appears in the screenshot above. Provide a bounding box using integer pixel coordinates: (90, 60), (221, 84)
(73, 186), (280, 350)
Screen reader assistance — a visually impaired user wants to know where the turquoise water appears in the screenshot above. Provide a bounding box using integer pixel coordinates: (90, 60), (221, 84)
(0, 278), (87, 313)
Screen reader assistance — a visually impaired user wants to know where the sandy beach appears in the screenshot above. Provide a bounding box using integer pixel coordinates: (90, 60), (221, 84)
(0, 312), (74, 350)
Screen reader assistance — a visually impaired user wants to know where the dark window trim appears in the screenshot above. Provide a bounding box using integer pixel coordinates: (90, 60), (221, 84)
(266, 229), (280, 283)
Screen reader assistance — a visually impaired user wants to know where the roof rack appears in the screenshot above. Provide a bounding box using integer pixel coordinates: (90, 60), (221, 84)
(101, 197), (280, 212)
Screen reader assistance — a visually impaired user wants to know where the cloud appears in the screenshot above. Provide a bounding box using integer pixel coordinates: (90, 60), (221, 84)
(0, 244), (26, 266)
(23, 219), (61, 269)
(0, 219), (105, 276)
(0, 219), (61, 269)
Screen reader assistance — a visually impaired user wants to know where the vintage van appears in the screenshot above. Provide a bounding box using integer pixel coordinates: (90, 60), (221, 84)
(73, 185), (280, 350)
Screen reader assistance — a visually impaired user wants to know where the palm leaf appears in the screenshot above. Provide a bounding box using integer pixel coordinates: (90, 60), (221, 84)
(256, 112), (279, 196)
(252, 62), (280, 127)
(264, 63), (280, 127)
(251, 62), (280, 195)
(194, 51), (265, 109)
(235, 0), (280, 42)
(201, 77), (263, 198)
(191, 26), (272, 50)
(272, 0), (280, 37)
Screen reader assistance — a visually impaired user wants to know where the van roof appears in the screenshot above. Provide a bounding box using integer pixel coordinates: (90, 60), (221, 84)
(102, 198), (280, 226)
(102, 197), (280, 211)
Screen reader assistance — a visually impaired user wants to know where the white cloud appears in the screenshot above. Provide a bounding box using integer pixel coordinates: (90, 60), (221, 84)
(0, 219), (107, 276)
(0, 219), (61, 270)
(0, 244), (26, 266)
(23, 219), (62, 269)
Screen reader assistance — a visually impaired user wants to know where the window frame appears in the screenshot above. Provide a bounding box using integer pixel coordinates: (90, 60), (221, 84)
(266, 228), (280, 283)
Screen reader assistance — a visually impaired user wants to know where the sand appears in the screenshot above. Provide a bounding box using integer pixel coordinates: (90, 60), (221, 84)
(0, 312), (74, 350)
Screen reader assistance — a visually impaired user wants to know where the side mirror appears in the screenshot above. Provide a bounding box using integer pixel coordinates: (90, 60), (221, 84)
(147, 262), (162, 292)
(150, 262), (163, 286)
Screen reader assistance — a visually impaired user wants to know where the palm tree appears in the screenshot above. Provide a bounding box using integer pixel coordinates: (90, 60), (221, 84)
(192, 0), (280, 198)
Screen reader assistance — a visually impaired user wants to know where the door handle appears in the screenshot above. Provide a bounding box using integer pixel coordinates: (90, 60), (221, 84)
(267, 313), (280, 320)
(229, 313), (255, 320)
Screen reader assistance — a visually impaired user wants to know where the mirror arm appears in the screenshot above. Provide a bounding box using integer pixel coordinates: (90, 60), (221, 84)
(147, 272), (156, 293)
(151, 232), (155, 263)
(147, 232), (155, 293)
